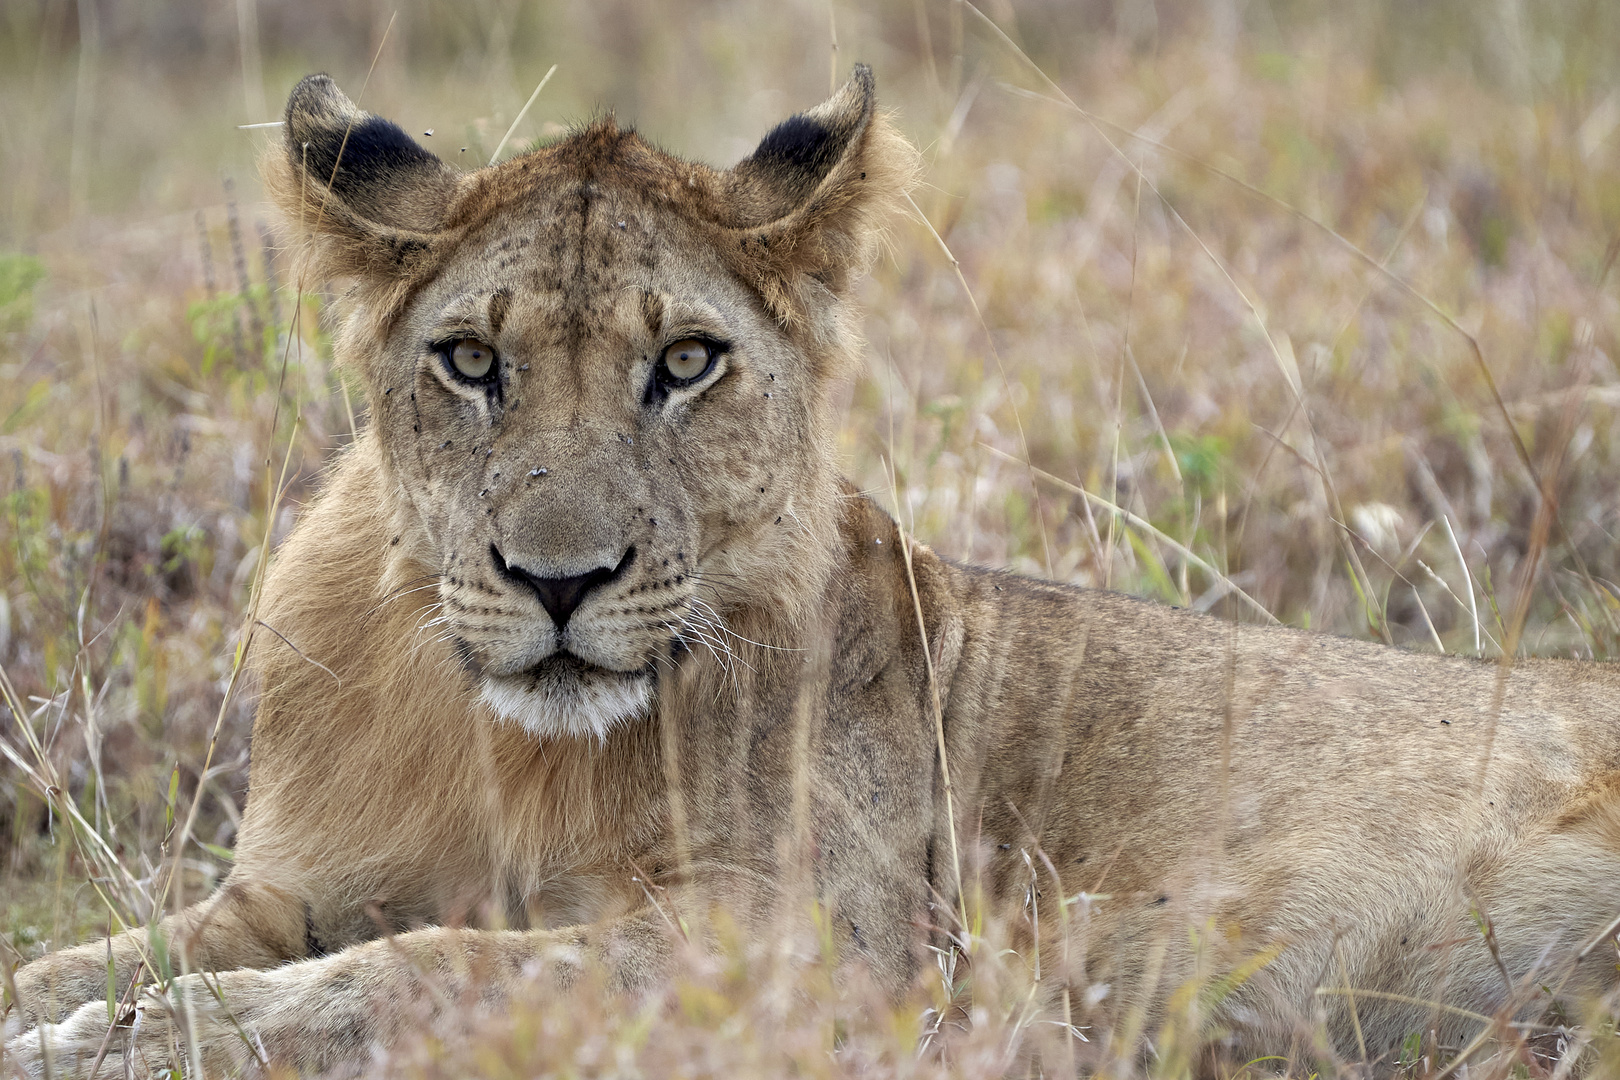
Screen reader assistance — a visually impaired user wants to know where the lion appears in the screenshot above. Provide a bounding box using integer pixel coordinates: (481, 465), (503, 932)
(5, 67), (1619, 1078)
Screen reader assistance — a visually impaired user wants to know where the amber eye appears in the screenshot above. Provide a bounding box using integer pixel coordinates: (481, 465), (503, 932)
(448, 339), (496, 380)
(658, 339), (715, 385)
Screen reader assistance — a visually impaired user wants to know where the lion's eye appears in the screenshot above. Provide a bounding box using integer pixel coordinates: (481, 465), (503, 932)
(448, 339), (496, 380)
(658, 339), (715, 386)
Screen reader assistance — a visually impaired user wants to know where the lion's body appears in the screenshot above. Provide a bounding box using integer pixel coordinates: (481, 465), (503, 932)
(7, 69), (1620, 1078)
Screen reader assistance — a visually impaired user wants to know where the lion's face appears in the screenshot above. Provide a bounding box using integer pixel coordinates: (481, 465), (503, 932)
(377, 198), (821, 737)
(270, 71), (910, 738)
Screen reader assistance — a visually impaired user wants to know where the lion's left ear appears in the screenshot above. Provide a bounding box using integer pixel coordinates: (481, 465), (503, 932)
(720, 65), (917, 320)
(264, 74), (461, 284)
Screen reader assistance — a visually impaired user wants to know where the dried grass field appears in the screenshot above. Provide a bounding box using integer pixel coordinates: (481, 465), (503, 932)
(3, 0), (1620, 1075)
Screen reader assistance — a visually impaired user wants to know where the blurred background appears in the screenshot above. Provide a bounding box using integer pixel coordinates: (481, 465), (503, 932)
(3, 0), (1619, 981)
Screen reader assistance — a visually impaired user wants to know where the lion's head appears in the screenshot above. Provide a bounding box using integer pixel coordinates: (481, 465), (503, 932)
(266, 70), (914, 739)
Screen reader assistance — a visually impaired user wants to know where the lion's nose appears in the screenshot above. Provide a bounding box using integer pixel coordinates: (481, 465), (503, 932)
(490, 544), (635, 630)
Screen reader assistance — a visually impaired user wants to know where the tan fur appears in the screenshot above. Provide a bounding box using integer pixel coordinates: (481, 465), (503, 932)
(6, 70), (1619, 1078)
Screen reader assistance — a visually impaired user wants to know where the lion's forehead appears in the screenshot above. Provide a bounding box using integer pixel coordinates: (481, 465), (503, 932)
(460, 181), (692, 294)
(418, 181), (725, 349)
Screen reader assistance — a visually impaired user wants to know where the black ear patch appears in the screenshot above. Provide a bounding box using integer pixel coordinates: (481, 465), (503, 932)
(726, 65), (876, 225)
(753, 115), (837, 175)
(745, 113), (855, 208)
(298, 115), (438, 206)
(283, 74), (457, 232)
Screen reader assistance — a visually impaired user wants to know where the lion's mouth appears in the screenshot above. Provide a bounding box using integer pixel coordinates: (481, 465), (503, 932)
(519, 651), (649, 684)
(479, 652), (655, 741)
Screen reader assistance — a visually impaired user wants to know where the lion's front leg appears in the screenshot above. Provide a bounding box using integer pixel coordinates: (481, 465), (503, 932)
(5, 919), (671, 1078)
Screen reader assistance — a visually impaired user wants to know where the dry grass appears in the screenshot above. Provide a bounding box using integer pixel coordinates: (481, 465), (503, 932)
(3, 0), (1620, 1075)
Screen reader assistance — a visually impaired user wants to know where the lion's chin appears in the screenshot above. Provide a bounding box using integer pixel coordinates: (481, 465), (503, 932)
(480, 656), (653, 741)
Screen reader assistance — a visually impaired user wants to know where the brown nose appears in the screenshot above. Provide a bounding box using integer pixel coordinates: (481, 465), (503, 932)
(491, 544), (635, 630)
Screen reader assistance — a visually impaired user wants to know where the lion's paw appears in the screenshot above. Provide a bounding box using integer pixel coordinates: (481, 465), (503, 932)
(8, 950), (108, 1030)
(4, 995), (154, 1079)
(6, 1002), (110, 1078)
(3, 980), (259, 1080)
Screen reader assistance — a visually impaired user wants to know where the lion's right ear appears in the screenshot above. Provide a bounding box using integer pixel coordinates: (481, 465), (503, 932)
(717, 65), (917, 328)
(264, 75), (460, 281)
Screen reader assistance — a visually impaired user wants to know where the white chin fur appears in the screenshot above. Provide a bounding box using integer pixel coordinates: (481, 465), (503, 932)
(480, 665), (652, 741)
